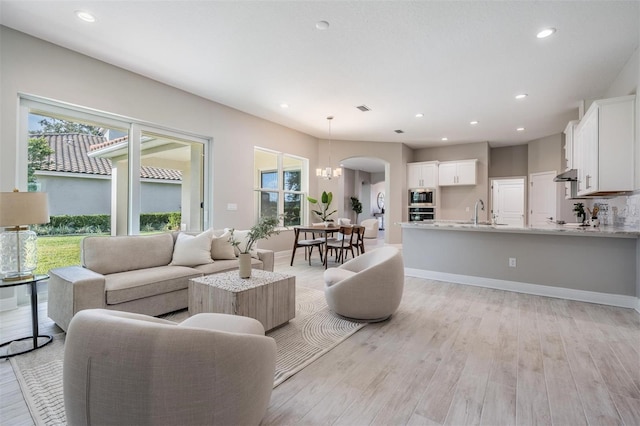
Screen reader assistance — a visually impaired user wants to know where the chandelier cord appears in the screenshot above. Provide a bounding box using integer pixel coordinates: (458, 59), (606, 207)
(327, 115), (333, 168)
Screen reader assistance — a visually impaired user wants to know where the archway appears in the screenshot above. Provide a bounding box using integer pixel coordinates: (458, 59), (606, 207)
(338, 156), (389, 242)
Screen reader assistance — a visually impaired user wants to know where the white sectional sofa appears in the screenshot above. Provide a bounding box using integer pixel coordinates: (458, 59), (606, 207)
(48, 230), (274, 331)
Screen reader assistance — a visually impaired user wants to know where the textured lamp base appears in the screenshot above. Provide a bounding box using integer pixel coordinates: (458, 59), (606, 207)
(0, 227), (37, 279)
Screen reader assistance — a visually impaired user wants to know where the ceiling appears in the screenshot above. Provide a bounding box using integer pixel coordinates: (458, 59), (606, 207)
(1, 1), (638, 151)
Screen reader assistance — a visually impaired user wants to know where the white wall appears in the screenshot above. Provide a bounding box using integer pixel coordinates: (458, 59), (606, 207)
(1, 27), (319, 250)
(1, 26), (411, 250)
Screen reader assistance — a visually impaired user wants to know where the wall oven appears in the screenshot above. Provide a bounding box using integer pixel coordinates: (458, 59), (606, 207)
(409, 206), (436, 222)
(409, 188), (435, 206)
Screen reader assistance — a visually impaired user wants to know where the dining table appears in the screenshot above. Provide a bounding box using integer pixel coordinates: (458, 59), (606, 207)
(291, 225), (340, 269)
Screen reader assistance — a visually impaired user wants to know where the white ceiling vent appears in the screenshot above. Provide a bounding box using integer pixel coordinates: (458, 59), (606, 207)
(356, 105), (371, 112)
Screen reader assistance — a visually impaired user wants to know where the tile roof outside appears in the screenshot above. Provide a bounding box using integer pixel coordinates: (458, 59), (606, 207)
(32, 133), (182, 181)
(89, 135), (128, 151)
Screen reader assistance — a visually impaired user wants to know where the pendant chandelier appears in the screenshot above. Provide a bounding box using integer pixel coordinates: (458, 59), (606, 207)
(316, 116), (342, 179)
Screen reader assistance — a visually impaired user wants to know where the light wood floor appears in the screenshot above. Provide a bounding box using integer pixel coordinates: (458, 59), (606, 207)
(1, 238), (639, 425)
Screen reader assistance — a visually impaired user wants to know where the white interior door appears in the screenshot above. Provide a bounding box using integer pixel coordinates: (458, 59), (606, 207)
(529, 171), (557, 226)
(491, 178), (525, 226)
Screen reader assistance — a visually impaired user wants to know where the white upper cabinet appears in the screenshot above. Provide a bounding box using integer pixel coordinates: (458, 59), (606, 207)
(407, 161), (438, 188)
(575, 95), (635, 196)
(438, 159), (477, 186)
(563, 120), (579, 170)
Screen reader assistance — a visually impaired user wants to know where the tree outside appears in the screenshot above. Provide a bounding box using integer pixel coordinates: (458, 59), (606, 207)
(27, 137), (54, 191)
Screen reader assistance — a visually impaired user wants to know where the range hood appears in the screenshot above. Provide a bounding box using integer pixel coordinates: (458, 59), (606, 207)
(554, 169), (577, 182)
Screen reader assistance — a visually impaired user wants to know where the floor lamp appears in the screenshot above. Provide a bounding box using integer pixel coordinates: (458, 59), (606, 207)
(0, 190), (50, 281)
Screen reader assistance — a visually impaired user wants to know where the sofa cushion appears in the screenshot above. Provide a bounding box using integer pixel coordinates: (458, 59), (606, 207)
(225, 228), (259, 258)
(105, 266), (203, 305)
(83, 233), (174, 275)
(170, 229), (214, 266)
(211, 231), (237, 260)
(193, 258), (263, 275)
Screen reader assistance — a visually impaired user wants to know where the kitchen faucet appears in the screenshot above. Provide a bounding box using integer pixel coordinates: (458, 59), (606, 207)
(473, 199), (485, 225)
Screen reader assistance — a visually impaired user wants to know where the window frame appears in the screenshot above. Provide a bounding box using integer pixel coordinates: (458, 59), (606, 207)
(254, 147), (308, 227)
(18, 93), (212, 234)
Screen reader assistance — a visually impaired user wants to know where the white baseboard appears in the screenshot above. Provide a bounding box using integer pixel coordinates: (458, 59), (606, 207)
(405, 268), (639, 311)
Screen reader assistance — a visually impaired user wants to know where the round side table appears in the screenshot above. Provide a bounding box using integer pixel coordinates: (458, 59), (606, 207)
(0, 274), (53, 358)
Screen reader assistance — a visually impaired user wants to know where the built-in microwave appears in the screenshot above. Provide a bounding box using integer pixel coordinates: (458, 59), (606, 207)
(409, 206), (436, 221)
(409, 188), (435, 206)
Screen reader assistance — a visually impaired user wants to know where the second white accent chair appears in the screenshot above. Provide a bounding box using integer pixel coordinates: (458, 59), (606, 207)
(323, 246), (404, 322)
(360, 218), (379, 239)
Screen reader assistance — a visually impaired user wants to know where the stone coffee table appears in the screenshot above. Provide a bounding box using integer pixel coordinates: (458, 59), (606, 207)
(188, 269), (295, 331)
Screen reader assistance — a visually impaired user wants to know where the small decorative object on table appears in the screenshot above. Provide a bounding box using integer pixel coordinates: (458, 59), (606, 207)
(229, 216), (280, 278)
(587, 205), (600, 227)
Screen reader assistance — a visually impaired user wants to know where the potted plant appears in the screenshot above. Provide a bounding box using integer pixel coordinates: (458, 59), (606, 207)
(350, 196), (362, 224)
(229, 215), (280, 278)
(573, 202), (586, 225)
(307, 191), (337, 224)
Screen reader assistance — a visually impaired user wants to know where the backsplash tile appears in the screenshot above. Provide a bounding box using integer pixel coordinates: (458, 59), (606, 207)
(591, 191), (640, 228)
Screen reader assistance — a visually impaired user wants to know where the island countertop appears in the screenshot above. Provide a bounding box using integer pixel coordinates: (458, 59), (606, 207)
(399, 220), (639, 238)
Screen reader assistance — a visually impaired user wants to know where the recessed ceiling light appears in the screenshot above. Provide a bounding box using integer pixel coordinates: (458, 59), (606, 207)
(517, 127), (525, 132)
(536, 28), (556, 39)
(470, 120), (479, 125)
(441, 137), (448, 141)
(75, 10), (96, 22)
(316, 21), (330, 30)
(279, 103), (289, 109)
(415, 113), (424, 118)
(515, 93), (528, 100)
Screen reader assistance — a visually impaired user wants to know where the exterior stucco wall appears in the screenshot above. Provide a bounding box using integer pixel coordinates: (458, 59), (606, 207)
(35, 174), (180, 215)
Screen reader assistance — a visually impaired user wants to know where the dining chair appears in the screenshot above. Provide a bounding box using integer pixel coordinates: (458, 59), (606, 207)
(352, 225), (366, 256)
(290, 229), (324, 266)
(326, 226), (355, 264)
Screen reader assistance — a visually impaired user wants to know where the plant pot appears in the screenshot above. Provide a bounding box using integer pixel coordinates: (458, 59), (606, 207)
(238, 253), (252, 278)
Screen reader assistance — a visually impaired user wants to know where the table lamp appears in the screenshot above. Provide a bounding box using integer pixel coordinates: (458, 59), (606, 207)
(0, 190), (50, 281)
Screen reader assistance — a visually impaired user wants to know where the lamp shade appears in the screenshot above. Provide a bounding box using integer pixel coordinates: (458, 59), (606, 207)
(0, 191), (50, 227)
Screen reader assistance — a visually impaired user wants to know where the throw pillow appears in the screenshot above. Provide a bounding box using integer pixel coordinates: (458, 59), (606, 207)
(225, 228), (259, 259)
(211, 230), (237, 260)
(170, 229), (214, 266)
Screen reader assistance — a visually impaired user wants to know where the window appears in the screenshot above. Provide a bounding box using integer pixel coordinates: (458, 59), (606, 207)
(19, 95), (211, 238)
(254, 148), (307, 226)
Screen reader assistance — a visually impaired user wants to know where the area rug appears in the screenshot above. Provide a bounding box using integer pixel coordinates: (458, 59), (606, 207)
(10, 286), (365, 426)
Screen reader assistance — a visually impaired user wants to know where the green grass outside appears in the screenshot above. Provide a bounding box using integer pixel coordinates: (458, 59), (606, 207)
(35, 232), (166, 275)
(36, 235), (85, 275)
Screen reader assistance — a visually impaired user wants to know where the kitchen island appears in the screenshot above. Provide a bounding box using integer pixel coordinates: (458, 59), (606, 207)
(401, 221), (639, 310)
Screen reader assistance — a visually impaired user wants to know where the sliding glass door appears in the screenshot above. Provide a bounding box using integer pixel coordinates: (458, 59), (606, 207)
(19, 96), (210, 236)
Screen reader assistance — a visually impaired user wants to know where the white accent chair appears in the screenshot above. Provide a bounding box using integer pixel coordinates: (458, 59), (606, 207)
(360, 218), (379, 239)
(323, 246), (404, 322)
(63, 309), (276, 426)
